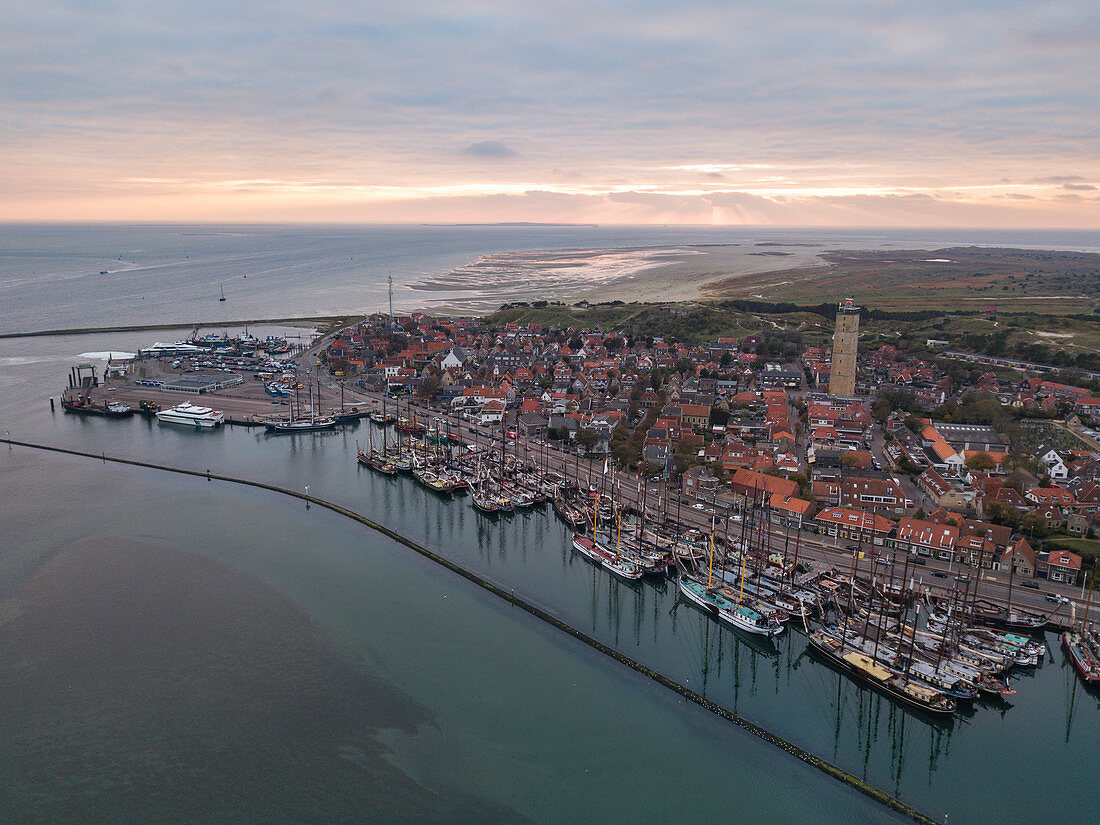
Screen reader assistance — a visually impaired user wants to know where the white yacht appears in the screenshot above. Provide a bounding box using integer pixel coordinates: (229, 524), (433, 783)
(155, 402), (225, 428)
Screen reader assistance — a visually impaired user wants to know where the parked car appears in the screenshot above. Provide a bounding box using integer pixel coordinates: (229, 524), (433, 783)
(1046, 593), (1069, 604)
(692, 503), (705, 510)
(1020, 580), (1040, 589)
(930, 570), (947, 578)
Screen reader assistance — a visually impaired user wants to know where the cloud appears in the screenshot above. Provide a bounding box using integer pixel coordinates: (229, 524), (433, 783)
(1, 2), (1098, 224)
(461, 140), (518, 158)
(1063, 182), (1097, 191)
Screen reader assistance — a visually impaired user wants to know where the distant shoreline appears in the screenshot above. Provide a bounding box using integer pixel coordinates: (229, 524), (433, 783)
(0, 317), (339, 340)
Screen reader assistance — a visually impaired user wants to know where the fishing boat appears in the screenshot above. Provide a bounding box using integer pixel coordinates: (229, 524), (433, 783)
(571, 534), (642, 581)
(155, 401), (225, 428)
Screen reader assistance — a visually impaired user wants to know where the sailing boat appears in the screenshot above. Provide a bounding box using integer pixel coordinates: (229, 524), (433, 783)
(218, 284), (226, 302)
(266, 380), (337, 432)
(1063, 561), (1100, 686)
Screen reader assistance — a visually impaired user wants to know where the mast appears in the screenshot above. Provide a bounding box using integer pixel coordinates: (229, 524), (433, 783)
(1082, 558), (1095, 632)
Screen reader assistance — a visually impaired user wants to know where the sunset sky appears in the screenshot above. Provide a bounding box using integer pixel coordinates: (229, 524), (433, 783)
(3, 1), (1098, 226)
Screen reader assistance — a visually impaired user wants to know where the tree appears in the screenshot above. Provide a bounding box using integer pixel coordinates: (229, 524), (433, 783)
(709, 407), (731, 427)
(965, 452), (996, 472)
(416, 374), (441, 400)
(1020, 512), (1048, 539)
(720, 351), (733, 367)
(574, 429), (599, 452)
(604, 336), (623, 352)
(983, 500), (1021, 528)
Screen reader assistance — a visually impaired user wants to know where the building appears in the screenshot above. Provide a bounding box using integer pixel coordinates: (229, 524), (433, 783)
(1038, 549), (1082, 586)
(829, 299), (860, 397)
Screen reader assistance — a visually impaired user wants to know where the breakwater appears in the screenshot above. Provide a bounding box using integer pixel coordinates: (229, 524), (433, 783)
(2, 435), (939, 825)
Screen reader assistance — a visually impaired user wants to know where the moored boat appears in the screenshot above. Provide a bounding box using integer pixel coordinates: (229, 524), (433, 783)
(156, 401), (225, 428)
(808, 630), (957, 716)
(571, 534), (642, 581)
(1062, 631), (1100, 685)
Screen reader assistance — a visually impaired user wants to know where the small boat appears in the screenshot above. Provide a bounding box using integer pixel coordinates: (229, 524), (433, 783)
(335, 407), (364, 423)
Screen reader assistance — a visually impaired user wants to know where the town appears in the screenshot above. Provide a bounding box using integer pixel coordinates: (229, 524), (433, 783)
(322, 299), (1100, 596)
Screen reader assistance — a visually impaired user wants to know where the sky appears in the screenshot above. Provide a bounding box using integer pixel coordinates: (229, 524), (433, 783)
(2, 1), (1098, 226)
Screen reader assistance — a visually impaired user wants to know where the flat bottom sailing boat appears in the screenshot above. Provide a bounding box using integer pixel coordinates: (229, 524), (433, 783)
(678, 577), (784, 637)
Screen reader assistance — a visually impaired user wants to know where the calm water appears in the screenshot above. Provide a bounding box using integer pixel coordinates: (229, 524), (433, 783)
(2, 224), (1100, 823)
(2, 223), (1099, 333)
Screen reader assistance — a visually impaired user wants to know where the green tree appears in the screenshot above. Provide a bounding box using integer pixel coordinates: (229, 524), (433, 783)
(965, 452), (996, 472)
(574, 429), (599, 452)
(1020, 512), (1048, 539)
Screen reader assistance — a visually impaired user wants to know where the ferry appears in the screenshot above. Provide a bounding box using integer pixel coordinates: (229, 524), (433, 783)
(155, 402), (225, 428)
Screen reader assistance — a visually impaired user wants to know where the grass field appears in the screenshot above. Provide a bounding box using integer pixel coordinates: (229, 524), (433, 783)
(704, 247), (1100, 315)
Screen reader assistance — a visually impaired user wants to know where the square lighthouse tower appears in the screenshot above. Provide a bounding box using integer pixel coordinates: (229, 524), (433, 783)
(829, 298), (860, 397)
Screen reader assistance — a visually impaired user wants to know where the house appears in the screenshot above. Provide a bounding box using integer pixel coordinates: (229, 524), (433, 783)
(836, 476), (913, 515)
(918, 467), (974, 510)
(893, 517), (959, 561)
(728, 468), (798, 500)
(518, 412), (548, 438)
(1025, 487), (1076, 507)
(682, 465), (720, 500)
(769, 493), (815, 528)
(998, 537), (1036, 577)
(814, 507), (895, 546)
(1035, 445), (1070, 481)
(1037, 549), (1082, 585)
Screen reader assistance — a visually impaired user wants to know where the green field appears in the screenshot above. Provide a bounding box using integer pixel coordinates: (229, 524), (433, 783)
(704, 247), (1100, 315)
